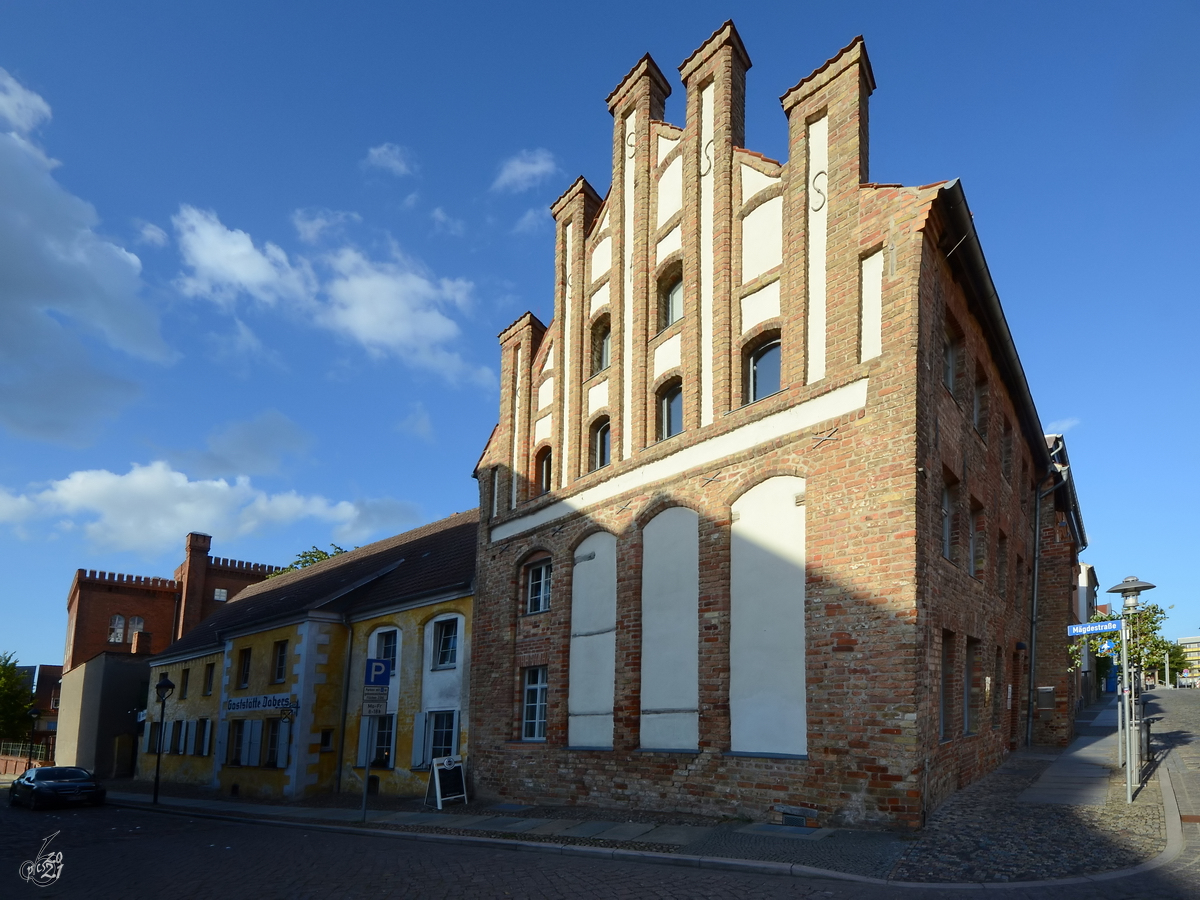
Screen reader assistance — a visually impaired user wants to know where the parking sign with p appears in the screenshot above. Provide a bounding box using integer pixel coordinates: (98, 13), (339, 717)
(365, 659), (390, 686)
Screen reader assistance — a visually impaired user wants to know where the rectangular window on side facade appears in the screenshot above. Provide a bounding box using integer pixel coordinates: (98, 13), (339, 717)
(991, 648), (1003, 730)
(195, 718), (209, 756)
(940, 478), (958, 563)
(214, 588), (228, 602)
(940, 631), (954, 741)
(433, 619), (458, 669)
(523, 666), (548, 741)
(179, 668), (190, 700)
(527, 560), (552, 614)
(972, 370), (988, 440)
(1001, 418), (1013, 482)
(320, 729), (333, 752)
(997, 532), (1008, 600)
(229, 720), (245, 765)
(964, 638), (981, 735)
(272, 640), (288, 684)
(969, 501), (985, 579)
(237, 648), (252, 689)
(429, 710), (456, 759)
(203, 663), (215, 696)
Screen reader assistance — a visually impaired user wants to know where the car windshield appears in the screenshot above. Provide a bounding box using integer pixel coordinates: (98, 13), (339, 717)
(33, 767), (92, 781)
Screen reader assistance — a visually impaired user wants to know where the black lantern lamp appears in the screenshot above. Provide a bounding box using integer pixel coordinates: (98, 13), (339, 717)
(152, 672), (175, 804)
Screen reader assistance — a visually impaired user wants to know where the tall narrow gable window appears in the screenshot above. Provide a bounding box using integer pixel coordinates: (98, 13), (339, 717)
(748, 340), (781, 403)
(433, 619), (458, 669)
(108, 615), (125, 644)
(378, 630), (398, 674)
(523, 666), (548, 740)
(659, 382), (683, 439)
(527, 559), (552, 614)
(590, 418), (611, 471)
(237, 648), (252, 689)
(272, 641), (288, 684)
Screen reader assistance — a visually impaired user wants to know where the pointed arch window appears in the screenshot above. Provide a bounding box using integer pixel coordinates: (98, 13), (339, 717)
(108, 615), (125, 644)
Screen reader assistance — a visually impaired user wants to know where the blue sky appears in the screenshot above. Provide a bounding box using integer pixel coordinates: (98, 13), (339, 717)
(1, 2), (1197, 667)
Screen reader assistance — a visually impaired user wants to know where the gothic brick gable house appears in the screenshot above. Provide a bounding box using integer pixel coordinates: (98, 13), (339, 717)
(469, 23), (1085, 829)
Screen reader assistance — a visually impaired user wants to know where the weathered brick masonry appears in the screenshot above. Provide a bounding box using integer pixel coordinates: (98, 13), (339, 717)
(470, 22), (1085, 830)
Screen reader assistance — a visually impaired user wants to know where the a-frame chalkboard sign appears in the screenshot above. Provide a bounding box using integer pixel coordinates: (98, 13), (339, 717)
(424, 755), (467, 810)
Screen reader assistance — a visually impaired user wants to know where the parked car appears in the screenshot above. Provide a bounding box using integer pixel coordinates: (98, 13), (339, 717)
(8, 767), (106, 810)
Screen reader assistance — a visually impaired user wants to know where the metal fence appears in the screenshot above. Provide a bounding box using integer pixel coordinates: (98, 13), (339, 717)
(0, 742), (49, 761)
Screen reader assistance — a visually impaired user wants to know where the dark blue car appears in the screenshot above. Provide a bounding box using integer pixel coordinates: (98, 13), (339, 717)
(8, 767), (106, 810)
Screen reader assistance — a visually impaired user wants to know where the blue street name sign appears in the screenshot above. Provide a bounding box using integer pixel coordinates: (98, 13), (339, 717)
(1067, 621), (1121, 637)
(364, 658), (390, 686)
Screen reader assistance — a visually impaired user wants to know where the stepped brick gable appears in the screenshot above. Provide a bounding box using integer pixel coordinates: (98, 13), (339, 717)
(470, 23), (1085, 829)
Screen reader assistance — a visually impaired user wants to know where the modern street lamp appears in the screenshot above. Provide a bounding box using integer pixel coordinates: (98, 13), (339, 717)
(1107, 576), (1155, 803)
(152, 672), (175, 805)
(26, 708), (40, 770)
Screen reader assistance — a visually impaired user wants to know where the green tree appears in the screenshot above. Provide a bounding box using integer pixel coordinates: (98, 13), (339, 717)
(0, 652), (34, 741)
(1068, 603), (1174, 682)
(265, 544), (348, 578)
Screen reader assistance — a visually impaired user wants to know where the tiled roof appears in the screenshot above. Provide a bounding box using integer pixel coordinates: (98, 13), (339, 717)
(151, 509), (479, 662)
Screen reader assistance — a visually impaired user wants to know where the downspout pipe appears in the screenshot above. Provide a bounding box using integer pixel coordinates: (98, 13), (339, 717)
(1026, 438), (1068, 747)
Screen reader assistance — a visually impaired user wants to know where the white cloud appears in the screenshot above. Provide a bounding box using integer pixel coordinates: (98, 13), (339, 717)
(1046, 417), (1081, 434)
(363, 143), (415, 178)
(512, 207), (549, 234)
(292, 207), (360, 244)
(0, 460), (418, 554)
(491, 148), (558, 193)
(168, 410), (312, 477)
(173, 205), (316, 308)
(0, 67), (51, 134)
(136, 222), (169, 246)
(430, 207), (465, 236)
(174, 207), (493, 386)
(0, 68), (169, 441)
(396, 403), (434, 441)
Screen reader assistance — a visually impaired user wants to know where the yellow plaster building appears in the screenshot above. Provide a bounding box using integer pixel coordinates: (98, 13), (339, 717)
(139, 510), (478, 800)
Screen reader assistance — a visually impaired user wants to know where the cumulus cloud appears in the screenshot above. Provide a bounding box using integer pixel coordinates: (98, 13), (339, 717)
(1046, 417), (1081, 434)
(430, 207), (465, 236)
(512, 207), (549, 234)
(136, 222), (168, 247)
(0, 460), (418, 554)
(292, 207), (360, 244)
(174, 208), (492, 385)
(174, 205), (316, 308)
(491, 148), (558, 193)
(167, 410), (312, 478)
(0, 67), (169, 441)
(363, 143), (415, 178)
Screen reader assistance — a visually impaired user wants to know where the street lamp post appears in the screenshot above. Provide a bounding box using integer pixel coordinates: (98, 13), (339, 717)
(27, 708), (40, 770)
(1106, 576), (1155, 804)
(152, 672), (175, 805)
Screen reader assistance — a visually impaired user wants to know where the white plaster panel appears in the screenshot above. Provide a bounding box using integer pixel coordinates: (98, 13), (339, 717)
(422, 614), (465, 711)
(591, 236), (611, 279)
(657, 134), (680, 162)
(541, 344), (554, 373)
(538, 376), (554, 411)
(740, 164), (778, 203)
(860, 249), (884, 361)
(653, 333), (681, 379)
(534, 412), (552, 444)
(621, 108), (637, 459)
(640, 712), (698, 750)
(730, 477), (807, 756)
(656, 224), (681, 263)
(807, 116), (829, 382)
(490, 378), (868, 541)
(568, 531), (617, 748)
(699, 83), (715, 427)
(570, 532), (617, 635)
(640, 507), (699, 749)
(740, 280), (781, 334)
(588, 379), (608, 415)
(590, 282), (609, 317)
(740, 195), (782, 285)
(568, 714), (614, 748)
(657, 156), (683, 229)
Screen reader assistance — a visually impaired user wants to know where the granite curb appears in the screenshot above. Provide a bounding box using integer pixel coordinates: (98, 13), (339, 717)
(107, 766), (1187, 891)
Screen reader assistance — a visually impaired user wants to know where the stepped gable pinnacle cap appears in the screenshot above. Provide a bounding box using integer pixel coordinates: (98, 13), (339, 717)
(606, 53), (671, 113)
(779, 36), (875, 111)
(550, 175), (602, 219)
(149, 509), (479, 663)
(678, 19), (751, 81)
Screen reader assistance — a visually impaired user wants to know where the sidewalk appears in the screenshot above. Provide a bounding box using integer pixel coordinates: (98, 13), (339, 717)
(102, 692), (1196, 888)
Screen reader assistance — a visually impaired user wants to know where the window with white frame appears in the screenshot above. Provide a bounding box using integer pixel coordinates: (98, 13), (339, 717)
(372, 715), (394, 768)
(432, 619), (458, 669)
(429, 710), (456, 759)
(237, 647), (252, 689)
(108, 614), (125, 644)
(129, 616), (145, 636)
(658, 381), (683, 439)
(264, 718), (281, 767)
(377, 629), (398, 674)
(522, 666), (548, 740)
(526, 559), (552, 614)
(213, 588), (228, 602)
(272, 640), (288, 683)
